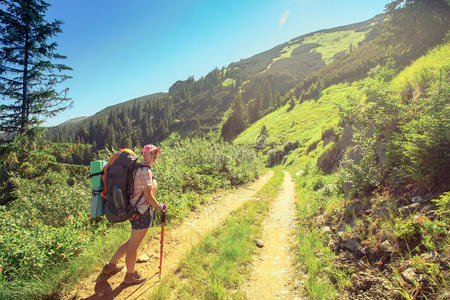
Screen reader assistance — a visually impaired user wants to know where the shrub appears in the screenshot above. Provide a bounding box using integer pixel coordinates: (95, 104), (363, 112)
(306, 140), (319, 153)
(0, 206), (90, 281)
(391, 76), (450, 190)
(266, 149), (285, 167)
(337, 128), (382, 197)
(0, 136), (263, 287)
(283, 140), (299, 154)
(255, 125), (269, 151)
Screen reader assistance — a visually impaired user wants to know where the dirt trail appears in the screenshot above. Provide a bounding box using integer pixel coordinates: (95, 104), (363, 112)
(244, 171), (305, 299)
(65, 171), (273, 300)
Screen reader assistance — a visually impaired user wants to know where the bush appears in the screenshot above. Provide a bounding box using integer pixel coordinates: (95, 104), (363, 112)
(337, 128), (382, 197)
(283, 140), (299, 154)
(0, 206), (90, 281)
(266, 149), (285, 167)
(391, 76), (450, 190)
(0, 136), (263, 286)
(8, 171), (90, 227)
(337, 46), (449, 191)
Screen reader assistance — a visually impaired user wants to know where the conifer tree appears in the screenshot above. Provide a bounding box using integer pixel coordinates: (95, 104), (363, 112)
(382, 0), (449, 63)
(221, 90), (246, 141)
(0, 0), (72, 133)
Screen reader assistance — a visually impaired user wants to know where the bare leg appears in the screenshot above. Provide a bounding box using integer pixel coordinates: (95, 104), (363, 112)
(125, 228), (148, 274)
(109, 239), (129, 265)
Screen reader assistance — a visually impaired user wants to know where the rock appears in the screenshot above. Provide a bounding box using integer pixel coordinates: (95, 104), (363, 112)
(411, 196), (424, 204)
(401, 267), (425, 284)
(379, 240), (393, 252)
(255, 239), (264, 248)
(336, 222), (355, 237)
(343, 238), (364, 254)
(328, 239), (339, 251)
(317, 215), (324, 224)
(340, 126), (354, 155)
(137, 253), (150, 263)
(421, 251), (439, 261)
(321, 226), (332, 234)
(422, 204), (432, 211)
(336, 225), (347, 237)
(343, 181), (353, 194)
(375, 207), (390, 218)
(399, 203), (421, 215)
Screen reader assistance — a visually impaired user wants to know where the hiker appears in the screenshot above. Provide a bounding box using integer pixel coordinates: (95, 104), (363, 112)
(101, 144), (168, 284)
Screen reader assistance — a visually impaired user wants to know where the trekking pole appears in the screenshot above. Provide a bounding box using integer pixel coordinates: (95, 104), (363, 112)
(159, 212), (166, 279)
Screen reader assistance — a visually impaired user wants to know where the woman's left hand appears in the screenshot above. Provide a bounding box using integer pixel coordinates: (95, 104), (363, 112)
(158, 203), (168, 213)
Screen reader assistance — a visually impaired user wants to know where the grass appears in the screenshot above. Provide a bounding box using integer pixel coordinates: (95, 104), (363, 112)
(262, 43), (301, 73)
(288, 164), (350, 299)
(233, 78), (366, 299)
(303, 29), (368, 64)
(0, 138), (263, 299)
(0, 223), (133, 299)
(150, 169), (285, 299)
(232, 41), (449, 299)
(234, 81), (364, 148)
(222, 78), (236, 87)
(391, 42), (449, 98)
(239, 80), (250, 93)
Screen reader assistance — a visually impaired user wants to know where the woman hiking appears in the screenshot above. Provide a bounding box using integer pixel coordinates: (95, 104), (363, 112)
(101, 144), (168, 285)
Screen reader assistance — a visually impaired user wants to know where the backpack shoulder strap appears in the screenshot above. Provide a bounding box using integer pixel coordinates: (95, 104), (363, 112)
(87, 170), (104, 179)
(137, 164), (155, 180)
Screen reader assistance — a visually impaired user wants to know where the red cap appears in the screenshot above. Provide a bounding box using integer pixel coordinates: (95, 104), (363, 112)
(142, 144), (161, 154)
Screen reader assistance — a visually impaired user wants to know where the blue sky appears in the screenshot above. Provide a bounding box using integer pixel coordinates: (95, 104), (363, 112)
(45, 0), (391, 126)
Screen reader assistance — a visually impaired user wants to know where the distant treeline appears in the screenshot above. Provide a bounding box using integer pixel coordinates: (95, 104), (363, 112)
(48, 68), (286, 150)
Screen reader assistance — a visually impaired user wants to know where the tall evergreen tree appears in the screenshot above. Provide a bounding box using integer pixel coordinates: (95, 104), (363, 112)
(221, 90), (246, 141)
(381, 0), (449, 63)
(0, 0), (72, 133)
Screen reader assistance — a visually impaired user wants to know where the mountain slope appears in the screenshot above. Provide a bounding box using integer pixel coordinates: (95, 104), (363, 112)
(47, 15), (384, 149)
(233, 40), (449, 299)
(48, 0), (448, 150)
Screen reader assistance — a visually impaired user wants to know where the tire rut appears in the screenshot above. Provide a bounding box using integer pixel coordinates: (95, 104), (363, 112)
(65, 170), (274, 300)
(244, 171), (305, 299)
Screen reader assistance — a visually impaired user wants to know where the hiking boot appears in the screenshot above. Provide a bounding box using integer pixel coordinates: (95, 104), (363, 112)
(101, 262), (124, 275)
(124, 271), (147, 285)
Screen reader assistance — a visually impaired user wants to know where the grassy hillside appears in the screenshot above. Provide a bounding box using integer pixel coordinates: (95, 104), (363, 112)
(47, 15), (383, 149)
(234, 82), (364, 149)
(233, 41), (449, 299)
(302, 29), (367, 64)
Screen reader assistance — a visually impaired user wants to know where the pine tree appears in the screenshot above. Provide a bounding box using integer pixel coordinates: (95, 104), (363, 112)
(381, 0), (449, 64)
(221, 90), (246, 141)
(0, 0), (72, 133)
(109, 125), (116, 149)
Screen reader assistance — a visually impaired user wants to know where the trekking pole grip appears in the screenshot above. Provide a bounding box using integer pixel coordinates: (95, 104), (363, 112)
(161, 212), (166, 223)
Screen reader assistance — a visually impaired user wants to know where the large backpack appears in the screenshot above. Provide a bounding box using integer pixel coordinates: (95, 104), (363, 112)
(100, 149), (141, 223)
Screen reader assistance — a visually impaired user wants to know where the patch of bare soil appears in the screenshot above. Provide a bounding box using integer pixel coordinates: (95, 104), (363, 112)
(244, 171), (305, 299)
(64, 171), (273, 300)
